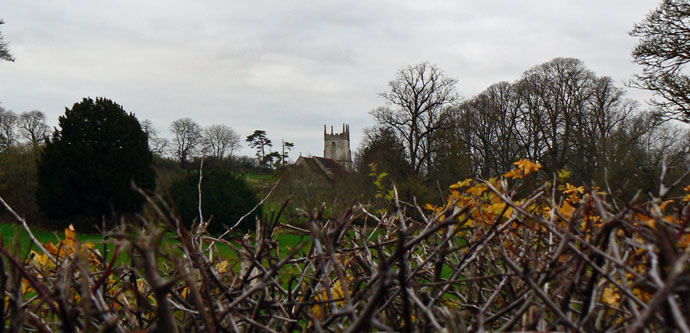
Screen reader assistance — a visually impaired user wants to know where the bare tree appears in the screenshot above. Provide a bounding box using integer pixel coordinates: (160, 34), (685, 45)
(630, 0), (690, 122)
(204, 124), (240, 160)
(454, 81), (522, 178)
(140, 119), (157, 151)
(140, 119), (156, 138)
(571, 76), (636, 180)
(150, 137), (169, 157)
(0, 18), (13, 62)
(141, 119), (169, 156)
(371, 62), (458, 174)
(18, 110), (49, 147)
(438, 57), (645, 186)
(516, 58), (595, 173)
(170, 118), (202, 166)
(0, 106), (18, 151)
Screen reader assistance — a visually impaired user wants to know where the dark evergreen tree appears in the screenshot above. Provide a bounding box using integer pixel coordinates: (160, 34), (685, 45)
(355, 126), (412, 179)
(246, 130), (272, 167)
(36, 98), (155, 226)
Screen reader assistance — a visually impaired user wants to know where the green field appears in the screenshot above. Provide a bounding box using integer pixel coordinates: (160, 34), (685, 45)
(0, 222), (308, 266)
(242, 172), (276, 188)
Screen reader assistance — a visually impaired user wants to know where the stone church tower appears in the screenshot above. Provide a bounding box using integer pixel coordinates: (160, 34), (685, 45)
(324, 124), (352, 171)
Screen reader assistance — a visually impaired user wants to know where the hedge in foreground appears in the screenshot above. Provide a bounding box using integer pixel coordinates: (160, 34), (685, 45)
(0, 159), (689, 331)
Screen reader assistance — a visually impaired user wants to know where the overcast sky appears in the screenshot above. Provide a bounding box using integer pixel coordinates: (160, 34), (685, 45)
(0, 1), (660, 160)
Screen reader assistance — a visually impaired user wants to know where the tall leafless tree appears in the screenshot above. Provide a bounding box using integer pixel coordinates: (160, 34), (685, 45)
(630, 0), (690, 122)
(0, 18), (13, 62)
(140, 119), (169, 156)
(516, 58), (595, 173)
(204, 124), (240, 160)
(170, 118), (202, 166)
(434, 57), (656, 188)
(371, 62), (458, 174)
(18, 110), (49, 147)
(140, 119), (156, 139)
(0, 106), (18, 151)
(454, 81), (522, 178)
(571, 76), (636, 180)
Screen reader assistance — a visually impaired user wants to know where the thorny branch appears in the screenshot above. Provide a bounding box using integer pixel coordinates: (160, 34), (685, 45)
(0, 165), (689, 331)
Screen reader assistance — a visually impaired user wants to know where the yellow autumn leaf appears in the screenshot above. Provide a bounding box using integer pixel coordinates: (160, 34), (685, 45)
(467, 184), (488, 197)
(559, 201), (576, 219)
(513, 159), (542, 176)
(564, 183), (584, 195)
(215, 260), (229, 274)
(44, 242), (59, 256)
(21, 278), (33, 295)
(488, 202), (507, 215)
(558, 169), (571, 180)
(633, 288), (652, 303)
(312, 278), (351, 319)
(503, 168), (523, 179)
(638, 214), (656, 229)
(30, 250), (55, 269)
(602, 286), (621, 306)
(488, 192), (501, 204)
(658, 200), (674, 212)
(678, 234), (690, 249)
(64, 224), (77, 250)
(450, 178), (473, 190)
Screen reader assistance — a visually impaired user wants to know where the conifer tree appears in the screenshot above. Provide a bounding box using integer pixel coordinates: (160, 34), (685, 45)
(37, 98), (155, 226)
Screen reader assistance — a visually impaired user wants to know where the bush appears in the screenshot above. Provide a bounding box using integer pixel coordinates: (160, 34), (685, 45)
(36, 98), (155, 228)
(169, 168), (260, 234)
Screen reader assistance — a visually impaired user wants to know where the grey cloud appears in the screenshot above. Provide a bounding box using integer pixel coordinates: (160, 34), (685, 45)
(0, 0), (659, 159)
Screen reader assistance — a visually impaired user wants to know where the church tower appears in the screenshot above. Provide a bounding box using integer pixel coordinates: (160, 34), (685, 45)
(324, 124), (352, 171)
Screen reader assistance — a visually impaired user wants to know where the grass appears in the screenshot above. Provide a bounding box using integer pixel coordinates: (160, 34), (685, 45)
(0, 222), (131, 264)
(242, 172), (276, 187)
(0, 221), (309, 266)
(0, 223), (72, 251)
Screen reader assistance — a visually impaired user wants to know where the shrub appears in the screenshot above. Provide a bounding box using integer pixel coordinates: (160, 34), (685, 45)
(169, 168), (260, 234)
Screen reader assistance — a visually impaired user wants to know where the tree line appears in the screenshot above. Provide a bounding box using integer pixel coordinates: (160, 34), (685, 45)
(0, 97), (273, 229)
(359, 57), (690, 201)
(0, 106), (297, 169)
(0, 108), (50, 151)
(354, 0), (690, 201)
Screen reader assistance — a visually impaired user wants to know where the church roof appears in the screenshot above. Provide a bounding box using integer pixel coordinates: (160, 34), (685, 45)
(295, 156), (347, 183)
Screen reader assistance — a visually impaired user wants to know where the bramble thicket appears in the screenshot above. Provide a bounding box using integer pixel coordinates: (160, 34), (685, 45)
(0, 159), (689, 331)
